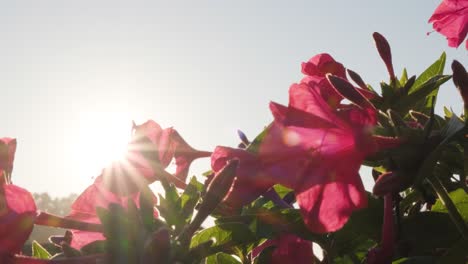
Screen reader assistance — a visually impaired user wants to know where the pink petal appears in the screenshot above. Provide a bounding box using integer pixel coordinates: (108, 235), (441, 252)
(211, 146), (273, 207)
(428, 0), (468, 48)
(66, 178), (157, 248)
(171, 131), (211, 183)
(296, 171), (367, 233)
(0, 184), (36, 255)
(132, 120), (162, 146)
(157, 128), (177, 168)
(288, 83), (345, 127)
(0, 138), (17, 176)
(271, 234), (314, 264)
(301, 53), (346, 79)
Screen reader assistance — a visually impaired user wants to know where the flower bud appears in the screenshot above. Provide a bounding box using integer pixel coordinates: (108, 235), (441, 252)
(142, 228), (170, 263)
(327, 74), (374, 109)
(373, 171), (412, 197)
(237, 129), (250, 145)
(402, 75), (416, 95)
(201, 159), (239, 212)
(367, 194), (394, 264)
(373, 32), (395, 80)
(347, 69), (367, 90)
(451, 60), (468, 109)
(177, 160), (238, 246)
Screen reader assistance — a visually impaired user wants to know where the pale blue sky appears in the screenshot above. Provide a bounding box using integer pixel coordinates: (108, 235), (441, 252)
(0, 0), (465, 197)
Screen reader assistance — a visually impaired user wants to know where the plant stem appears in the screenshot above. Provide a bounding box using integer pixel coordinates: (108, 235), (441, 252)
(427, 176), (468, 240)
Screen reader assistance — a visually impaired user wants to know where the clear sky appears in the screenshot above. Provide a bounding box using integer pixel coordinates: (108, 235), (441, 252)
(0, 0), (465, 197)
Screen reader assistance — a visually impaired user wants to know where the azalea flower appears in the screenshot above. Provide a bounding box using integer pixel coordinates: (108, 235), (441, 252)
(251, 234), (314, 264)
(212, 77), (399, 233)
(428, 0), (468, 49)
(0, 138), (37, 258)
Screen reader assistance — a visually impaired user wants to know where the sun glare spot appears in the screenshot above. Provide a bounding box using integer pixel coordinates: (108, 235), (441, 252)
(75, 111), (133, 177)
(283, 129), (301, 146)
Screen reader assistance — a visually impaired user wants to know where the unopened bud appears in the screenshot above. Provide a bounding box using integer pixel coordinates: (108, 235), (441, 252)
(373, 32), (395, 80)
(402, 75), (416, 95)
(327, 74), (374, 109)
(367, 194), (394, 264)
(237, 130), (250, 145)
(347, 69), (367, 90)
(203, 159), (239, 210)
(452, 60), (468, 108)
(49, 230), (73, 247)
(177, 160), (238, 246)
(142, 228), (171, 263)
(373, 171), (412, 197)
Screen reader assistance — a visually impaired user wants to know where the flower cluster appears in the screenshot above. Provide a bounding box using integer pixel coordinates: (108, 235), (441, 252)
(0, 1), (467, 262)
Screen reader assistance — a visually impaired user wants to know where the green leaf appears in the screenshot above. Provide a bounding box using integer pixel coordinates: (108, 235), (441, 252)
(32, 241), (52, 259)
(400, 212), (460, 255)
(443, 107), (454, 119)
(392, 257), (436, 264)
(206, 252), (242, 264)
(139, 186), (155, 231)
(247, 124), (271, 154)
(432, 188), (468, 222)
(400, 68), (408, 84)
(157, 182), (185, 230)
(415, 116), (465, 184)
(272, 184), (293, 199)
(410, 52), (446, 94)
(399, 189), (423, 214)
(177, 176), (203, 224)
(437, 239), (468, 263)
(190, 223), (256, 249)
(95, 207), (111, 228)
(80, 240), (107, 255)
(381, 82), (396, 104)
(395, 75), (451, 113)
(330, 194), (383, 256)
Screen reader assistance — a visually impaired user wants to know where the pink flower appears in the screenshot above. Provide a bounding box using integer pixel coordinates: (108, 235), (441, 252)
(211, 146), (269, 208)
(127, 120), (211, 189)
(0, 184), (37, 256)
(65, 176), (158, 249)
(212, 80), (399, 233)
(301, 53), (347, 108)
(65, 119), (210, 248)
(261, 82), (379, 233)
(252, 234), (314, 264)
(99, 120), (210, 195)
(0, 138), (37, 256)
(428, 0), (468, 49)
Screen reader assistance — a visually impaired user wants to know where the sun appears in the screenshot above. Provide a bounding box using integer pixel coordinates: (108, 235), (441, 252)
(74, 111), (134, 178)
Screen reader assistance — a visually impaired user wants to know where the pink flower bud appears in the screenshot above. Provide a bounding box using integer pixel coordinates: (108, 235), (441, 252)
(373, 32), (395, 80)
(452, 60), (468, 108)
(373, 171), (412, 197)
